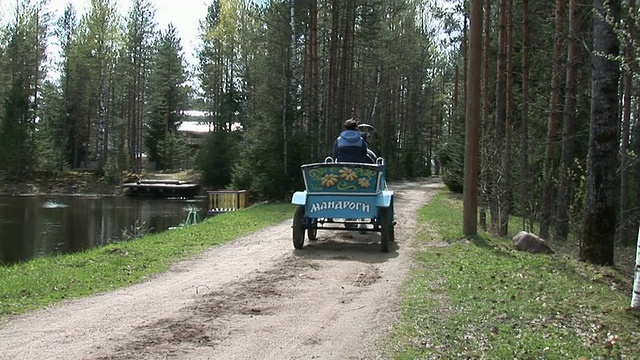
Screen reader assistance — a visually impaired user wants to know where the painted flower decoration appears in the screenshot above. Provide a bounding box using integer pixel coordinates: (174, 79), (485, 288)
(339, 168), (358, 181)
(358, 178), (370, 188)
(321, 174), (338, 187)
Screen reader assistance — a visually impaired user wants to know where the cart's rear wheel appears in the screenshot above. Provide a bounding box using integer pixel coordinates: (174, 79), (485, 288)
(380, 205), (394, 252)
(293, 206), (306, 249)
(308, 219), (318, 241)
(389, 203), (395, 242)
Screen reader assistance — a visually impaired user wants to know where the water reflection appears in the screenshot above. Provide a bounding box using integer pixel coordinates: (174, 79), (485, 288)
(0, 195), (206, 266)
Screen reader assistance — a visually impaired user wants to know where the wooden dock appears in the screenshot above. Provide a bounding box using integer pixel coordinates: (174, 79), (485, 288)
(121, 180), (201, 198)
(207, 190), (249, 215)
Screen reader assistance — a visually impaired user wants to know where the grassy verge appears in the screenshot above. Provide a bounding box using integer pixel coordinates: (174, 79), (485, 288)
(392, 191), (639, 359)
(0, 202), (294, 319)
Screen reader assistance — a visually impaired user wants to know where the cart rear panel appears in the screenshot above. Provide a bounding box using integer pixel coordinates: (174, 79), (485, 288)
(301, 163), (383, 194)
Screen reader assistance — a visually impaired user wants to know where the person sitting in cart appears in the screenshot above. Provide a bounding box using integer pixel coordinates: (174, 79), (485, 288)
(333, 118), (372, 163)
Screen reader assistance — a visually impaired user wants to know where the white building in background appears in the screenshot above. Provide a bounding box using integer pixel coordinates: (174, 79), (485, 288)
(178, 121), (213, 133)
(178, 110), (243, 134)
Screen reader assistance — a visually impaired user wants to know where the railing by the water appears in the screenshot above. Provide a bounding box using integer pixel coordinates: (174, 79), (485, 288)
(207, 190), (249, 215)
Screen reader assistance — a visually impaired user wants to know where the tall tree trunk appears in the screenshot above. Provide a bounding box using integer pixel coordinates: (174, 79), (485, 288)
(520, 0), (531, 231)
(135, 51), (143, 173)
(463, 0), (483, 236)
(309, 0), (320, 159)
(491, 0), (507, 234)
(453, 64), (459, 112)
(555, 0), (582, 241)
(32, 3), (40, 144)
(462, 14), (468, 111)
(325, 0), (340, 152)
(541, 0), (566, 240)
(282, 1), (294, 176)
(342, 0), (356, 116)
(480, 0), (492, 231)
(581, 0), (621, 266)
(499, 0), (514, 236)
(96, 16), (107, 166)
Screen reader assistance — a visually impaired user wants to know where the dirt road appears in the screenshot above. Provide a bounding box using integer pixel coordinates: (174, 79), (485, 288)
(0, 178), (443, 360)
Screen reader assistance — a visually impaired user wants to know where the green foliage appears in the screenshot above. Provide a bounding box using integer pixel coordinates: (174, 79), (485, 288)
(145, 24), (189, 170)
(197, 1), (248, 132)
(81, 0), (121, 166)
(231, 115), (309, 199)
(227, 2), (310, 199)
(35, 82), (68, 173)
(102, 148), (132, 184)
(437, 121), (465, 193)
(156, 132), (192, 170)
(197, 129), (241, 189)
(398, 134), (430, 178)
(0, 82), (32, 177)
(0, 1), (49, 177)
(195, 0), (247, 187)
(52, 5), (78, 170)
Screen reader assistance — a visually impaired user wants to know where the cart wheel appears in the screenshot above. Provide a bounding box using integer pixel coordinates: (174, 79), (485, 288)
(390, 203), (396, 242)
(293, 206), (306, 249)
(308, 219), (318, 241)
(380, 206), (393, 252)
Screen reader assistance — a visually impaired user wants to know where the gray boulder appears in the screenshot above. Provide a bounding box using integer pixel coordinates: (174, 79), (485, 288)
(513, 231), (554, 254)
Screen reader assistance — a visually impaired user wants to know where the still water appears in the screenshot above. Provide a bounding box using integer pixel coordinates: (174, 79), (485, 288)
(0, 195), (206, 266)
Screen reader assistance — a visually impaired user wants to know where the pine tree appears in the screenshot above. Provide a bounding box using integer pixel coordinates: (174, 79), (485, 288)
(145, 24), (188, 170)
(122, 0), (156, 173)
(0, 0), (49, 177)
(230, 1), (308, 198)
(53, 3), (78, 169)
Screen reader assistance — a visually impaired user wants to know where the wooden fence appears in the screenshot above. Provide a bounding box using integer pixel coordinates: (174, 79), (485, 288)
(207, 190), (249, 215)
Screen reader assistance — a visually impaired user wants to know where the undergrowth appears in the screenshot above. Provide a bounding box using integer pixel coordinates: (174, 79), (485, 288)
(392, 190), (639, 359)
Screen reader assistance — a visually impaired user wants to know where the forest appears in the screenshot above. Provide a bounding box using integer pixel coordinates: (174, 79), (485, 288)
(0, 0), (637, 266)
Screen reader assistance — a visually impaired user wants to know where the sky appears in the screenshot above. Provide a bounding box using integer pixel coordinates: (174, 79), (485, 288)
(62, 0), (209, 64)
(34, 0), (210, 66)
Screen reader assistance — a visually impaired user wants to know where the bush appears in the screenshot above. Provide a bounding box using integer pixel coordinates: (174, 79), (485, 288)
(197, 130), (241, 189)
(438, 139), (464, 193)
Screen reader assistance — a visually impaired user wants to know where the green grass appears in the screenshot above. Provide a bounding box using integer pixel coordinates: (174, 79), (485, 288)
(0, 202), (294, 318)
(392, 191), (640, 359)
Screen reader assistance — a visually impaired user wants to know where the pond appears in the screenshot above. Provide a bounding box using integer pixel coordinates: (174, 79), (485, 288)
(0, 195), (207, 266)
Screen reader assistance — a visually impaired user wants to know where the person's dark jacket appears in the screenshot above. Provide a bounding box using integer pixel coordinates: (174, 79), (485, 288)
(333, 129), (370, 163)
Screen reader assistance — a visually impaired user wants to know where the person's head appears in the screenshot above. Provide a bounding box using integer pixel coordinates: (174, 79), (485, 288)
(344, 118), (358, 130)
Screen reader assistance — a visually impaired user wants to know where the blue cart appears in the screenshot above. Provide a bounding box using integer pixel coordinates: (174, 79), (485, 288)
(291, 157), (395, 252)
